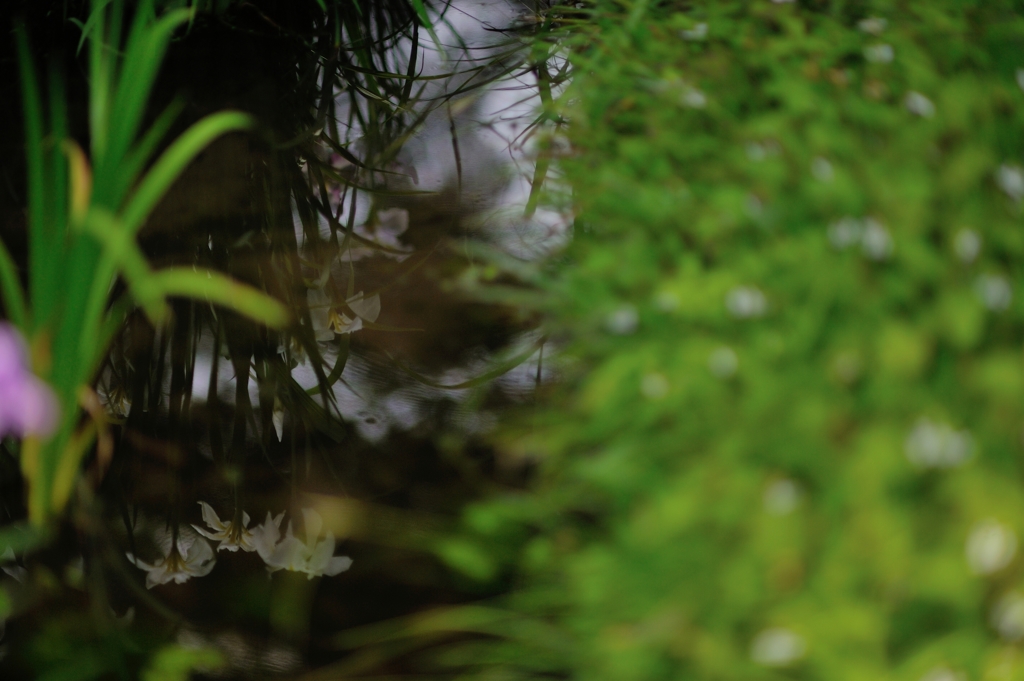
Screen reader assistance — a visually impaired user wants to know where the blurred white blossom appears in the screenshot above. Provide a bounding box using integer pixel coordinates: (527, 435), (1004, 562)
(864, 43), (894, 63)
(828, 216), (864, 249)
(861, 218), (893, 260)
(763, 479), (802, 515)
(681, 87), (707, 108)
(967, 520), (1017, 575)
(606, 305), (639, 334)
(904, 91), (935, 117)
(680, 23), (707, 40)
(640, 373), (669, 399)
(857, 17), (888, 35)
(997, 164), (1024, 201)
(254, 509), (353, 580)
(953, 229), (981, 263)
(811, 156), (834, 182)
(904, 418), (973, 469)
(750, 628), (806, 667)
(726, 287), (767, 319)
(975, 274), (1012, 311)
(1017, 69), (1024, 92)
(992, 592), (1024, 640)
(707, 346), (738, 378)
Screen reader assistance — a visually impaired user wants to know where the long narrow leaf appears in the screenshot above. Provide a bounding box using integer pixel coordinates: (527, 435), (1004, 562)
(0, 239), (27, 327)
(149, 268), (289, 328)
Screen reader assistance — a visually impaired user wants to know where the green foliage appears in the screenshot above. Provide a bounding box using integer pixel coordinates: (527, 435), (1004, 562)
(141, 645), (224, 681)
(438, 1), (1024, 680)
(3, 0), (289, 524)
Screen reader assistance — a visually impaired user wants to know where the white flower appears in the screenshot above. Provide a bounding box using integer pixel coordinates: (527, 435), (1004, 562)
(726, 286), (767, 319)
(828, 216), (864, 249)
(763, 479), (801, 515)
(967, 520), (1017, 575)
(864, 43), (894, 63)
(750, 628), (805, 667)
(605, 305), (639, 335)
(680, 22), (707, 41)
(975, 274), (1012, 311)
(811, 156), (834, 182)
(861, 218), (893, 260)
(997, 164), (1024, 201)
(905, 91), (935, 117)
(253, 509), (353, 579)
(992, 592), (1024, 640)
(707, 346), (738, 378)
(904, 418), (973, 469)
(953, 229), (981, 263)
(681, 88), (707, 108)
(857, 17), (887, 35)
(308, 288), (382, 340)
(127, 527), (216, 589)
(640, 373), (669, 399)
(192, 502), (257, 552)
(1017, 69), (1024, 93)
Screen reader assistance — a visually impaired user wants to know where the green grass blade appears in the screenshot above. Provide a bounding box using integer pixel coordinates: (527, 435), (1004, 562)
(0, 238), (27, 327)
(106, 4), (192, 166)
(119, 112), (254, 235)
(149, 268), (290, 328)
(81, 210), (167, 322)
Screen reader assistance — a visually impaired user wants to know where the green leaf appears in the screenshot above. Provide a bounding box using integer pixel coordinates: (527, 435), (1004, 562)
(0, 237), (27, 327)
(149, 267), (290, 328)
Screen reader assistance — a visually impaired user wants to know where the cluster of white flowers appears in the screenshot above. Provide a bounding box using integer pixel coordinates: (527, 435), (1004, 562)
(827, 216), (893, 260)
(128, 505), (352, 588)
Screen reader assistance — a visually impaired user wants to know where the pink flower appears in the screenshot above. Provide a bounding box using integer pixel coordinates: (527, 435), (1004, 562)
(0, 323), (58, 438)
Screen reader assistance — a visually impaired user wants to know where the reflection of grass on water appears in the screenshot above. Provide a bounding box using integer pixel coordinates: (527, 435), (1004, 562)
(0, 0), (572, 676)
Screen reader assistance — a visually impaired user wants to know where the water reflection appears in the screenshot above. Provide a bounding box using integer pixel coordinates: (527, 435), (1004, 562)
(70, 0), (563, 675)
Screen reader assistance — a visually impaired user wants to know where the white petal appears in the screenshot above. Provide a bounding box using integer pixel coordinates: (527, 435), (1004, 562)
(325, 556), (353, 577)
(306, 534), (336, 575)
(272, 399), (285, 441)
(347, 292), (381, 322)
(191, 524), (226, 542)
(242, 511), (251, 527)
(199, 501), (228, 532)
(267, 535), (308, 571)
